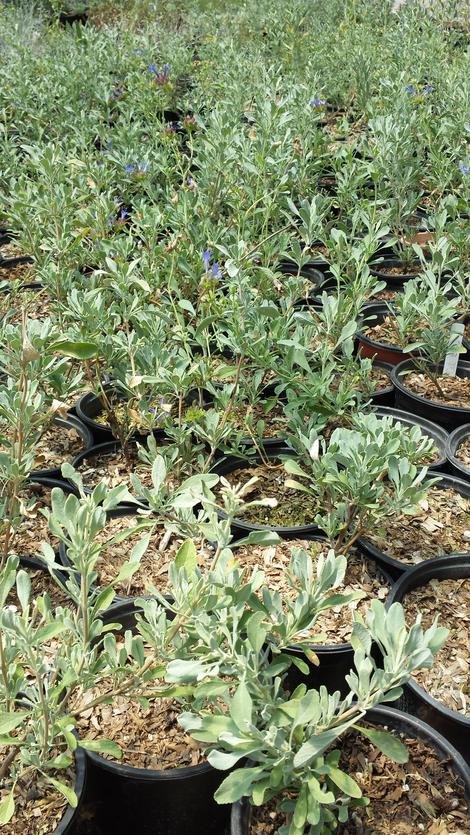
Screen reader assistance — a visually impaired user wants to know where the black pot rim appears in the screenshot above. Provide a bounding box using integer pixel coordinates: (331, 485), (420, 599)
(391, 359), (470, 415)
(446, 423), (470, 479)
(55, 746), (87, 834)
(31, 414), (94, 480)
(387, 554), (470, 728)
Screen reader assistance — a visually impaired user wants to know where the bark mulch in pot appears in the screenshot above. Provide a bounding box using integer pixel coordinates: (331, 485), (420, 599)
(0, 766), (76, 835)
(246, 730), (470, 833)
(75, 690), (205, 769)
(2, 425), (84, 472)
(456, 436), (470, 468)
(403, 577), (470, 715)
(372, 262), (421, 277)
(216, 463), (318, 527)
(0, 483), (57, 558)
(94, 514), (213, 596)
(6, 567), (71, 610)
(366, 487), (470, 565)
(365, 315), (407, 347)
(403, 373), (470, 408)
(2, 288), (51, 324)
(76, 446), (154, 493)
(233, 539), (388, 642)
(0, 261), (35, 282)
(227, 401), (287, 439)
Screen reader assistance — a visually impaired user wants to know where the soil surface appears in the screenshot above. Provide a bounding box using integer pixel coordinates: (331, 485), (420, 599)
(228, 400), (287, 439)
(403, 372), (470, 407)
(0, 766), (75, 835)
(2, 288), (51, 324)
(216, 462), (318, 527)
(0, 261), (35, 283)
(92, 514), (213, 595)
(403, 576), (470, 715)
(247, 728), (470, 833)
(0, 482), (57, 559)
(233, 539), (389, 642)
(75, 690), (205, 769)
(372, 262), (421, 276)
(365, 486), (470, 565)
(0, 425), (85, 472)
(365, 314), (407, 347)
(75, 445), (154, 493)
(456, 435), (470, 471)
(6, 566), (71, 610)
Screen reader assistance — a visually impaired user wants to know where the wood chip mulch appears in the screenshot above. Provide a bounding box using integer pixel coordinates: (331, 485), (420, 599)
(94, 514), (213, 595)
(247, 730), (470, 834)
(366, 487), (470, 564)
(2, 289), (51, 324)
(0, 483), (56, 559)
(0, 262), (35, 282)
(403, 577), (470, 715)
(6, 567), (71, 611)
(0, 425), (85, 471)
(404, 372), (470, 408)
(0, 767), (75, 835)
(76, 446), (154, 493)
(74, 690), (205, 770)
(455, 436), (470, 471)
(233, 539), (389, 642)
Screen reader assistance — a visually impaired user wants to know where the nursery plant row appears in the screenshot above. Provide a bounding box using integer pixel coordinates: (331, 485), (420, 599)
(0, 0), (470, 833)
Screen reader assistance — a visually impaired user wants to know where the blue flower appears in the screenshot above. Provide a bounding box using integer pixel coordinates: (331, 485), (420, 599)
(132, 48), (145, 56)
(162, 64), (170, 74)
(459, 162), (470, 176)
(137, 162), (149, 173)
(203, 248), (211, 272)
(119, 208), (128, 221)
(406, 84), (416, 94)
(310, 97), (326, 107)
(211, 262), (222, 280)
(149, 63), (158, 73)
(125, 164), (135, 173)
(423, 84), (435, 94)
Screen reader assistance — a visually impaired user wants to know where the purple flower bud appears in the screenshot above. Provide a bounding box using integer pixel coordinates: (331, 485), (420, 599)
(406, 84), (416, 94)
(459, 162), (470, 176)
(310, 97), (326, 107)
(423, 84), (435, 94)
(211, 262), (222, 280)
(203, 248), (211, 271)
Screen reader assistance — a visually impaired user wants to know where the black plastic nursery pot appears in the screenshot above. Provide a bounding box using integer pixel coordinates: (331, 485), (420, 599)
(13, 476), (79, 561)
(369, 258), (422, 286)
(357, 302), (411, 366)
(391, 359), (470, 430)
(31, 414), (93, 481)
(75, 388), (212, 446)
(80, 601), (231, 835)
(54, 747), (87, 835)
(368, 361), (395, 407)
(75, 390), (120, 444)
(387, 555), (470, 764)
(446, 423), (470, 481)
(0, 254), (34, 271)
(211, 447), (321, 537)
(373, 405), (449, 472)
(276, 261), (326, 286)
(230, 705), (470, 834)
(358, 473), (470, 581)
(68, 440), (142, 503)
